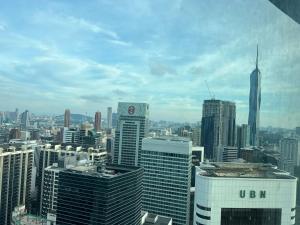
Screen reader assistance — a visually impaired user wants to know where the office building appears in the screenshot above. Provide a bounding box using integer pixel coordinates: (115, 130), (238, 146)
(107, 107), (112, 129)
(201, 99), (236, 161)
(296, 127), (300, 136)
(20, 110), (30, 130)
(222, 146), (238, 162)
(269, 0), (300, 24)
(94, 111), (101, 132)
(248, 46), (261, 146)
(194, 162), (297, 225)
(279, 138), (299, 175)
(113, 102), (149, 166)
(141, 137), (192, 225)
(56, 164), (143, 225)
(64, 109), (70, 128)
(0, 146), (33, 225)
(62, 128), (80, 144)
(192, 123), (201, 146)
(237, 124), (250, 149)
(35, 144), (107, 215)
(41, 157), (77, 218)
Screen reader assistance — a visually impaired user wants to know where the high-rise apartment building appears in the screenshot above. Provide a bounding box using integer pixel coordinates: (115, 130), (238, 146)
(64, 109), (71, 128)
(201, 99), (236, 161)
(94, 111), (101, 132)
(141, 137), (192, 225)
(107, 107), (112, 129)
(279, 138), (299, 175)
(248, 46), (261, 146)
(0, 146), (33, 225)
(194, 162), (297, 225)
(56, 164), (143, 225)
(35, 144), (107, 215)
(113, 102), (149, 166)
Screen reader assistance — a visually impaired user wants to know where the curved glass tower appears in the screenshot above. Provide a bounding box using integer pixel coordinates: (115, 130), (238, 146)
(248, 46), (261, 146)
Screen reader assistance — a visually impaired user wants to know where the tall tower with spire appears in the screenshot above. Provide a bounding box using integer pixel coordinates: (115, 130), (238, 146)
(248, 45), (261, 146)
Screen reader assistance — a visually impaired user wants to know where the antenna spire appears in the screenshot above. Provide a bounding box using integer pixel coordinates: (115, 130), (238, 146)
(256, 44), (258, 69)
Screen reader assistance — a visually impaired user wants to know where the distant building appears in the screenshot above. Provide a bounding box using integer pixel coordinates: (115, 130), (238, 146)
(94, 111), (101, 132)
(20, 110), (30, 130)
(56, 164), (143, 225)
(222, 146), (238, 162)
(9, 128), (21, 140)
(141, 137), (192, 225)
(64, 109), (70, 128)
(107, 107), (112, 129)
(237, 124), (250, 149)
(192, 124), (201, 146)
(194, 162), (297, 225)
(248, 46), (261, 146)
(62, 128), (79, 144)
(113, 102), (149, 166)
(279, 138), (299, 175)
(296, 127), (300, 136)
(0, 146), (33, 225)
(201, 99), (236, 161)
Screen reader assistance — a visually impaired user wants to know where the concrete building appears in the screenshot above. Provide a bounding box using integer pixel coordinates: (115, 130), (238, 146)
(113, 102), (149, 166)
(11, 205), (50, 225)
(201, 99), (236, 161)
(280, 138), (299, 175)
(94, 111), (101, 132)
(107, 107), (112, 129)
(141, 137), (192, 225)
(56, 164), (143, 225)
(194, 162), (297, 225)
(222, 146), (238, 162)
(63, 109), (70, 128)
(237, 124), (250, 149)
(20, 110), (30, 130)
(62, 128), (79, 144)
(0, 146), (33, 225)
(248, 46), (261, 146)
(142, 211), (172, 225)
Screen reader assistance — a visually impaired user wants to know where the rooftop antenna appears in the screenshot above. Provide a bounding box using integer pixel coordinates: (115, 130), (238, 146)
(256, 44), (259, 69)
(205, 80), (215, 99)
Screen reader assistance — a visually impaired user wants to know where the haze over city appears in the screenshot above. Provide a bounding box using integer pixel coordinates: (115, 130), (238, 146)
(0, 0), (299, 128)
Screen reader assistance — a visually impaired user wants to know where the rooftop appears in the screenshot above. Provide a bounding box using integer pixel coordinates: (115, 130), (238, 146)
(197, 162), (296, 179)
(142, 211), (172, 225)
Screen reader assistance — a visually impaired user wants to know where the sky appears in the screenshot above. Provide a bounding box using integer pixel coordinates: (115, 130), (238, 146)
(0, 0), (299, 128)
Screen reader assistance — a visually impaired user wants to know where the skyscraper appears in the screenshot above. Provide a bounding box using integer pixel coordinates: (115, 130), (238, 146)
(64, 109), (71, 128)
(237, 124), (250, 149)
(248, 46), (261, 146)
(94, 111), (101, 132)
(141, 137), (192, 225)
(113, 102), (149, 166)
(20, 110), (30, 130)
(279, 138), (299, 175)
(0, 146), (33, 225)
(201, 100), (236, 161)
(107, 107), (112, 129)
(56, 164), (143, 225)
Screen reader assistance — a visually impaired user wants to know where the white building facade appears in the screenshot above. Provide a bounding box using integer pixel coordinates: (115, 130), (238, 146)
(194, 163), (297, 225)
(141, 137), (192, 225)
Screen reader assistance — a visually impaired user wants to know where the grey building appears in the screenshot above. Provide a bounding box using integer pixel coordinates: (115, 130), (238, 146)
(201, 99), (236, 161)
(0, 146), (33, 225)
(141, 137), (192, 225)
(279, 138), (299, 175)
(107, 107), (112, 129)
(56, 164), (143, 225)
(222, 146), (238, 162)
(20, 110), (30, 130)
(248, 46), (261, 146)
(237, 124), (250, 149)
(113, 102), (149, 166)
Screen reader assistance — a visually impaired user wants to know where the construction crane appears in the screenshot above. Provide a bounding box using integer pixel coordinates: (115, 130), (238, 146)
(205, 80), (215, 99)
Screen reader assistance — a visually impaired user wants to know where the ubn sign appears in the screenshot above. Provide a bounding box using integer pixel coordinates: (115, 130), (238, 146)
(240, 190), (266, 199)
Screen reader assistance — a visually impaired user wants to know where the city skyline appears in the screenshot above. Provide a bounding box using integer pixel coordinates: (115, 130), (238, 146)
(0, 0), (299, 128)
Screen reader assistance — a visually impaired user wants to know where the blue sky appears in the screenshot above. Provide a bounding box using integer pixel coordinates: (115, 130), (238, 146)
(0, 0), (299, 128)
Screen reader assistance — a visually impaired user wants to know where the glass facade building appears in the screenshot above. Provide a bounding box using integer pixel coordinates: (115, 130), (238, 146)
(56, 164), (143, 225)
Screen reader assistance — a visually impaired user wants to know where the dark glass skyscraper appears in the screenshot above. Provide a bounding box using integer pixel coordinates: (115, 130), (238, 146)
(248, 46), (261, 146)
(56, 164), (143, 225)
